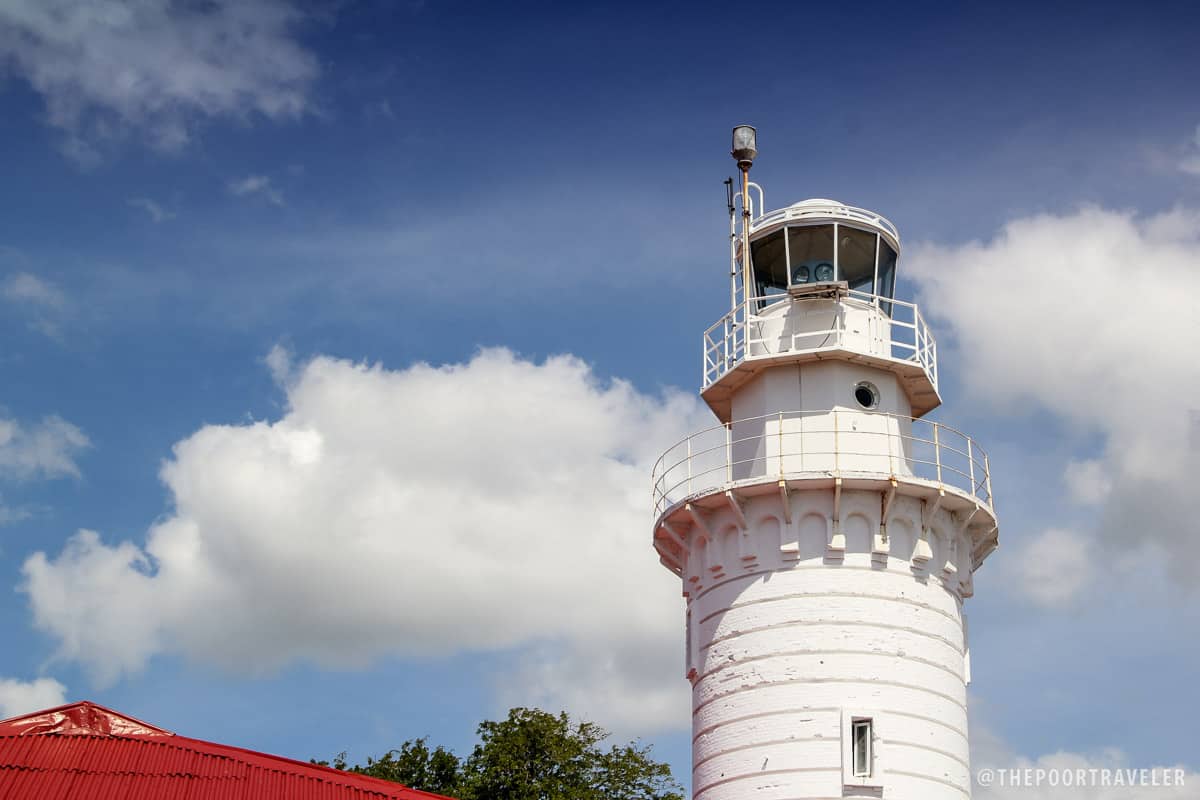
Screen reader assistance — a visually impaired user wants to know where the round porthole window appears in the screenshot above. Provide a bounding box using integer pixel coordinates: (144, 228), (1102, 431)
(854, 381), (879, 409)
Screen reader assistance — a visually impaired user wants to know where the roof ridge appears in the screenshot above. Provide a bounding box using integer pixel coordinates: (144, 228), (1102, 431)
(0, 702), (455, 800)
(0, 701), (173, 737)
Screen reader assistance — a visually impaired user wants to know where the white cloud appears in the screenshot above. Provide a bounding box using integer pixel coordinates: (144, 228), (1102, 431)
(1062, 458), (1111, 506)
(127, 197), (175, 223)
(497, 635), (687, 737)
(0, 676), (67, 719)
(1, 272), (64, 309)
(1179, 124), (1200, 177)
(228, 174), (284, 206)
(0, 499), (32, 526)
(263, 343), (293, 386)
(0, 0), (319, 159)
(910, 206), (1200, 582)
(22, 349), (707, 731)
(999, 527), (1095, 608)
(972, 713), (1198, 799)
(0, 414), (89, 480)
(1, 271), (68, 338)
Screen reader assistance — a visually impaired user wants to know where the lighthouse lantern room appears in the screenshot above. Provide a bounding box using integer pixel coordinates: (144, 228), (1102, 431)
(651, 127), (999, 800)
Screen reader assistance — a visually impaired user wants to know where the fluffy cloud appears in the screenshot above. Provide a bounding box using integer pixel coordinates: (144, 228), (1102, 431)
(1062, 458), (1111, 506)
(0, 676), (66, 719)
(0, 500), (32, 526)
(228, 175), (284, 206)
(0, 414), (89, 480)
(0, 0), (318, 159)
(998, 528), (1095, 608)
(22, 349), (707, 732)
(1, 271), (67, 338)
(127, 197), (175, 223)
(910, 207), (1200, 583)
(972, 714), (1197, 799)
(1, 272), (64, 310)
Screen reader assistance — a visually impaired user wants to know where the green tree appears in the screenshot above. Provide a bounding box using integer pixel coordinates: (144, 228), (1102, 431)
(315, 739), (463, 797)
(320, 708), (683, 800)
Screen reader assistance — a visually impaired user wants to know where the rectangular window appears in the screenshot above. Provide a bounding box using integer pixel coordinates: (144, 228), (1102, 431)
(876, 241), (897, 316)
(852, 718), (873, 777)
(786, 224), (835, 285)
(836, 226), (877, 294)
(750, 230), (788, 299)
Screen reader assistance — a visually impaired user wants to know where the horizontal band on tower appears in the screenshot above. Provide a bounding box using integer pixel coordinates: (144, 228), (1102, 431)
(692, 675), (968, 716)
(691, 562), (965, 603)
(692, 733), (972, 775)
(691, 705), (841, 741)
(700, 617), (964, 660)
(692, 766), (841, 800)
(694, 646), (965, 684)
(691, 705), (970, 745)
(697, 582), (964, 627)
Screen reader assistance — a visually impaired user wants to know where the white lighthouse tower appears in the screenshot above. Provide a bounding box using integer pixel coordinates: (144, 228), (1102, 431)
(651, 127), (999, 800)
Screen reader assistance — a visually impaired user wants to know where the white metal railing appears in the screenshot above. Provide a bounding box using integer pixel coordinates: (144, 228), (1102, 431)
(702, 290), (938, 392)
(750, 202), (900, 245)
(650, 409), (992, 521)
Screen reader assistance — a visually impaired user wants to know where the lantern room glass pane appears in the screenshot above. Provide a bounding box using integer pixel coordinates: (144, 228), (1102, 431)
(838, 226), (876, 293)
(787, 224), (835, 285)
(750, 229), (788, 298)
(876, 240), (897, 316)
(876, 241), (897, 299)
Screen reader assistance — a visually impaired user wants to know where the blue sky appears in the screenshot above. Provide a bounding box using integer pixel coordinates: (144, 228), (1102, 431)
(1, 1), (1199, 797)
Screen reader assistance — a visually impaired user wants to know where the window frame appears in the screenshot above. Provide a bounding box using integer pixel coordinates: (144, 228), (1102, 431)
(745, 221), (898, 303)
(851, 718), (873, 777)
(841, 709), (884, 789)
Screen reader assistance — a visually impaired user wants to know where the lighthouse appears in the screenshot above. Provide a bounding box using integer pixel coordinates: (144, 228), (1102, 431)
(651, 127), (999, 800)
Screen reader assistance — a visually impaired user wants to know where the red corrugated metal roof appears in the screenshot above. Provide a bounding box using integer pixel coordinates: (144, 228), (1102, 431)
(0, 701), (451, 800)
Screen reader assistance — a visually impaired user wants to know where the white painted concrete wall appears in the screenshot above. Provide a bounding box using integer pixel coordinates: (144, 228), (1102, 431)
(684, 490), (972, 800)
(747, 296), (892, 360)
(730, 362), (915, 480)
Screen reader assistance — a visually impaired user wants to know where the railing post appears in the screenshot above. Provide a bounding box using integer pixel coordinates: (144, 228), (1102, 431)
(933, 424), (943, 485)
(833, 409), (840, 475)
(967, 438), (976, 496)
(887, 414), (896, 477)
(778, 411), (785, 478)
(687, 436), (693, 496)
(726, 423), (733, 484)
(984, 453), (994, 507)
(724, 317), (730, 375)
(651, 466), (657, 520)
(701, 338), (707, 388)
(910, 311), (917, 361)
(799, 412), (805, 472)
(932, 340), (938, 389)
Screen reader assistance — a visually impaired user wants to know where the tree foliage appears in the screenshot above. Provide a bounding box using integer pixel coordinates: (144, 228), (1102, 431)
(318, 707), (683, 800)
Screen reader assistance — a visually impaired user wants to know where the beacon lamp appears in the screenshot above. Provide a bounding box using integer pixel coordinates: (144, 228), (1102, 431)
(731, 125), (758, 169)
(731, 125), (758, 304)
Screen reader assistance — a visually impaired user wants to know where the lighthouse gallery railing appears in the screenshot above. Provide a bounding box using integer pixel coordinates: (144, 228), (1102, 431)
(651, 410), (992, 521)
(702, 290), (938, 392)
